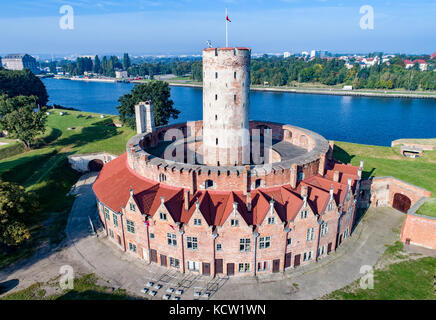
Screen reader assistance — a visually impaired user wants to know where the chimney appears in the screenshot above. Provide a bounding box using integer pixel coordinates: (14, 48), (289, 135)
(318, 154), (326, 176)
(246, 193), (252, 212)
(233, 202), (238, 216)
(358, 160), (364, 180)
(301, 185), (308, 206)
(184, 190), (190, 211)
(333, 170), (340, 182)
(290, 164), (297, 189)
(269, 197), (275, 215)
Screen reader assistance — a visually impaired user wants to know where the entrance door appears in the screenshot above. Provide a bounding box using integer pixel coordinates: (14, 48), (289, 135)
(215, 259), (223, 274)
(294, 254), (301, 267)
(117, 235), (121, 246)
(160, 254), (167, 267)
(227, 263), (234, 276)
(150, 249), (157, 263)
(202, 262), (211, 276)
(284, 253), (292, 268)
(327, 243), (332, 254)
(272, 259), (280, 273)
(393, 193), (411, 213)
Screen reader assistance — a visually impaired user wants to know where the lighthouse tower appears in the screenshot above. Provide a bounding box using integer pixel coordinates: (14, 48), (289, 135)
(202, 47), (251, 166)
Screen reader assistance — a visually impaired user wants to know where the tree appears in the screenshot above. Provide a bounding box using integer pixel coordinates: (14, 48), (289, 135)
(123, 53), (131, 70)
(0, 180), (38, 246)
(0, 95), (47, 149)
(0, 69), (48, 106)
(93, 55), (102, 74)
(117, 81), (180, 129)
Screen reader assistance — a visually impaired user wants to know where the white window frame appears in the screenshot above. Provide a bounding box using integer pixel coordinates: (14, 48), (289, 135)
(300, 210), (308, 219)
(239, 238), (251, 252)
(321, 222), (328, 237)
(303, 251), (313, 261)
(259, 236), (271, 249)
(238, 263), (250, 273)
(231, 219), (239, 227)
(126, 219), (135, 234)
(306, 227), (315, 241)
(186, 236), (198, 250)
(167, 233), (177, 246)
(128, 242), (137, 253)
(193, 218), (202, 226)
(159, 212), (167, 220)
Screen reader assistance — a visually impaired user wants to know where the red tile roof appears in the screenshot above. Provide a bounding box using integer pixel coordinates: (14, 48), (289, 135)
(93, 153), (359, 227)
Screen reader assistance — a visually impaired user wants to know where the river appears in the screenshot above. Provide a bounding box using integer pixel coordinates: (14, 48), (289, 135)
(42, 78), (436, 146)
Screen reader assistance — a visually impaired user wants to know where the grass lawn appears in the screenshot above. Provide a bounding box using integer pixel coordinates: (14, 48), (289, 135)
(333, 141), (436, 217)
(0, 109), (135, 269)
(1, 274), (134, 300)
(323, 242), (436, 300)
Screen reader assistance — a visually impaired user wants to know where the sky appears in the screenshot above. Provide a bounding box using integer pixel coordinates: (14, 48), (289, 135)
(0, 0), (435, 56)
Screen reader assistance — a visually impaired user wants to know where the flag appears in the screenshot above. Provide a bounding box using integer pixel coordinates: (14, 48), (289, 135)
(169, 224), (175, 230)
(226, 15), (231, 22)
(145, 220), (150, 227)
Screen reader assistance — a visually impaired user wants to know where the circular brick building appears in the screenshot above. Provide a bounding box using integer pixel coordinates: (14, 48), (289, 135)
(93, 47), (363, 277)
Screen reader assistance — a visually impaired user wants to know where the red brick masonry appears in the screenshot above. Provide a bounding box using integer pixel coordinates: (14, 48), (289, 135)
(93, 151), (361, 276)
(401, 214), (436, 250)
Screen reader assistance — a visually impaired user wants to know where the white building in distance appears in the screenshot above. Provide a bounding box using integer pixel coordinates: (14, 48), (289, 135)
(1, 54), (39, 73)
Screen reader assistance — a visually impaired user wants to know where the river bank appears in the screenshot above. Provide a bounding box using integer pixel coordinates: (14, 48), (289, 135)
(53, 76), (436, 99)
(167, 81), (436, 99)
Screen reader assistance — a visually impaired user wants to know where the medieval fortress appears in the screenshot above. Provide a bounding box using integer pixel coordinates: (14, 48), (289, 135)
(93, 47), (364, 276)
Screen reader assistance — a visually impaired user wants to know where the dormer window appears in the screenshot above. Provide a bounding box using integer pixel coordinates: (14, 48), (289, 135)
(328, 202), (333, 211)
(159, 212), (167, 220)
(129, 203), (136, 211)
(231, 219), (239, 227)
(300, 210), (308, 219)
(193, 218), (202, 226)
(267, 217), (275, 225)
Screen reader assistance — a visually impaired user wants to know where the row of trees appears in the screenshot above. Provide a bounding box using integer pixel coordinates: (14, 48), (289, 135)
(188, 55), (436, 90)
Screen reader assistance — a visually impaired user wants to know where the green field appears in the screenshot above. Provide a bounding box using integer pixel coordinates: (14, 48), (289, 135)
(323, 242), (436, 300)
(0, 109), (135, 269)
(333, 141), (436, 217)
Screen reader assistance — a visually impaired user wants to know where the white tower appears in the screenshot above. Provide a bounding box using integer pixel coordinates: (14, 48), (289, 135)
(135, 100), (155, 134)
(202, 47), (251, 166)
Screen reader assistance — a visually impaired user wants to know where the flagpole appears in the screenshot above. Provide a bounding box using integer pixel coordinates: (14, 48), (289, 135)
(225, 8), (228, 47)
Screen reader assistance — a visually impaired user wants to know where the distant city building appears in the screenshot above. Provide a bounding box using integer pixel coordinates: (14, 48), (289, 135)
(404, 59), (427, 71)
(115, 70), (128, 79)
(1, 53), (39, 73)
(301, 51), (309, 56)
(283, 51), (291, 58)
(431, 53), (436, 60)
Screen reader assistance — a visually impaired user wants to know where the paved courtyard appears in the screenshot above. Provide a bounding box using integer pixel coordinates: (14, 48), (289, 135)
(0, 173), (406, 300)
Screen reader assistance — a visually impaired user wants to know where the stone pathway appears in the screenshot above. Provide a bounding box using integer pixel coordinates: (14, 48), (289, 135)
(0, 174), (406, 300)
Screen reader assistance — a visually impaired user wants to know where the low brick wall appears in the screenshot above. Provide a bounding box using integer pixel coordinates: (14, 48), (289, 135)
(401, 213), (436, 250)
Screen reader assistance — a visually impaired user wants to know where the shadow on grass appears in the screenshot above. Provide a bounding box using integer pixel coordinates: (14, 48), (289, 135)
(333, 144), (375, 178)
(54, 124), (120, 150)
(0, 279), (19, 295)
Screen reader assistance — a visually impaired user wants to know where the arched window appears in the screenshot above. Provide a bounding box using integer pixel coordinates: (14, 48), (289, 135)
(255, 179), (262, 189)
(159, 173), (166, 182)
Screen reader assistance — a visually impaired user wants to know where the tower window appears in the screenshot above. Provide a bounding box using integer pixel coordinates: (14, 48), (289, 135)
(215, 115), (217, 120)
(215, 94), (218, 100)
(234, 95), (236, 102)
(234, 71), (236, 79)
(215, 72), (218, 78)
(216, 138), (218, 145)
